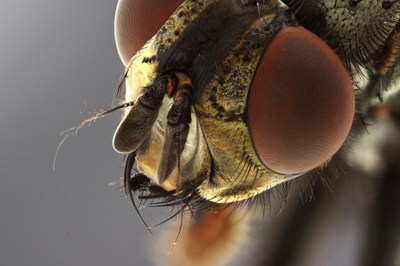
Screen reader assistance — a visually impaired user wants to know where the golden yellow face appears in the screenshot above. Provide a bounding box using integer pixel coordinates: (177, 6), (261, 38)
(111, 0), (400, 208)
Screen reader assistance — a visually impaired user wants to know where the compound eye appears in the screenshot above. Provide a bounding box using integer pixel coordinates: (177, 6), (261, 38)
(247, 27), (355, 175)
(114, 0), (183, 65)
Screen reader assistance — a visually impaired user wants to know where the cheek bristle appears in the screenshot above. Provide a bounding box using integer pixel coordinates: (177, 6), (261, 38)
(247, 27), (355, 175)
(114, 0), (183, 66)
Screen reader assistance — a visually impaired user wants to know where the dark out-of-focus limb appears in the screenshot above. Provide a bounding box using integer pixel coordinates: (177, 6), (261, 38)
(254, 179), (331, 266)
(360, 163), (400, 266)
(253, 173), (379, 266)
(359, 91), (400, 266)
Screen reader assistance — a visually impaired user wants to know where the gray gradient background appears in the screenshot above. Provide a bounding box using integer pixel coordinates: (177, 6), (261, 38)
(0, 1), (163, 265)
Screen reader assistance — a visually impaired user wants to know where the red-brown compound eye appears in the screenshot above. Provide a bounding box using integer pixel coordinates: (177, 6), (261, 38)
(247, 27), (355, 175)
(114, 0), (184, 66)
